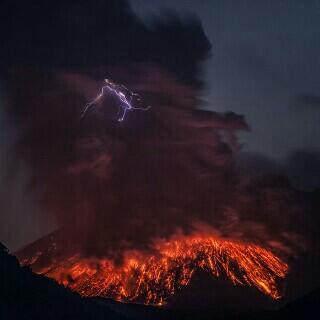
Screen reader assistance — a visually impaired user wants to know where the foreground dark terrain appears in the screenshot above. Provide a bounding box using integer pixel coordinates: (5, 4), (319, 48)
(0, 243), (126, 320)
(1, 242), (319, 320)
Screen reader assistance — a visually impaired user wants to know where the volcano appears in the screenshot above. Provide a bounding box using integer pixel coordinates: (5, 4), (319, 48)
(17, 228), (288, 306)
(3, 1), (319, 315)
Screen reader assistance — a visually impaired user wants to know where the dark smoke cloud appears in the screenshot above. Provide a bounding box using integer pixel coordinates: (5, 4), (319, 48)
(0, 0), (309, 263)
(4, 65), (250, 255)
(0, 90), (57, 251)
(0, 0), (210, 86)
(0, 0), (209, 250)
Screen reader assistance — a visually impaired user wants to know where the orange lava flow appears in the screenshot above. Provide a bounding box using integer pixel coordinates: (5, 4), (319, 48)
(32, 235), (288, 305)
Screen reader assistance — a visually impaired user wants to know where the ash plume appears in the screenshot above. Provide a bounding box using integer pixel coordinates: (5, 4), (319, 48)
(1, 0), (306, 265)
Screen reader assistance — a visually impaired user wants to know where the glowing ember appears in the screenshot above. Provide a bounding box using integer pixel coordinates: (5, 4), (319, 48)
(25, 234), (288, 305)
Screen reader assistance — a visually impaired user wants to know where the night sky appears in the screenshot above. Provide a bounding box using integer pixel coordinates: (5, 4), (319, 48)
(132, 0), (320, 159)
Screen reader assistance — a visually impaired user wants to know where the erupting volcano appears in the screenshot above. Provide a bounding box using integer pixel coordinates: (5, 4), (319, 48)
(22, 233), (288, 305)
(11, 66), (297, 307)
(3, 2), (320, 320)
(4, 4), (302, 309)
(11, 65), (298, 308)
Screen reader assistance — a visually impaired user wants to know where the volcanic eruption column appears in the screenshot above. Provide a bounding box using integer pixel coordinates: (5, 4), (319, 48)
(21, 78), (289, 305)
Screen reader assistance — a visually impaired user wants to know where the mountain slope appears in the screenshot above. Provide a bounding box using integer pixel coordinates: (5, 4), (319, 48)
(0, 242), (125, 320)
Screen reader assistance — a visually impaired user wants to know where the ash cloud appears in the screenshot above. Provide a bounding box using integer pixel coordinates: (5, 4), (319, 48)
(0, 0), (308, 261)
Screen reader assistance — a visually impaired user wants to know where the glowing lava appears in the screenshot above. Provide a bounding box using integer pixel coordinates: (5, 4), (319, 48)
(25, 234), (288, 305)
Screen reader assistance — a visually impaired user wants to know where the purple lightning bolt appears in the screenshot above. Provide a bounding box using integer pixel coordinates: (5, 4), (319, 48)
(81, 79), (151, 121)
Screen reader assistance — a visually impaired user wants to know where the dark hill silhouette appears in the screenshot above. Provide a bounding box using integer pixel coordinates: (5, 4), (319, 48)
(0, 242), (125, 320)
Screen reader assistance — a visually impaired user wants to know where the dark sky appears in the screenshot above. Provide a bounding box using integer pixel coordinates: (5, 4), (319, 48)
(132, 0), (320, 159)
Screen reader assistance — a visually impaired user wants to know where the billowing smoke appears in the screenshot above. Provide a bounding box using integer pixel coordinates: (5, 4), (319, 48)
(5, 65), (249, 253)
(2, 0), (307, 263)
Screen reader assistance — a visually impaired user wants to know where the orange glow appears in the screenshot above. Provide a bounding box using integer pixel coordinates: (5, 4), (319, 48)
(28, 235), (288, 305)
